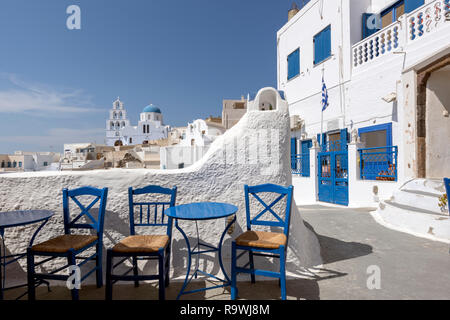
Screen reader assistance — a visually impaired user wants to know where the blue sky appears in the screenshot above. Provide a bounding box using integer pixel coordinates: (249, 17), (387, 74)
(0, 0), (301, 153)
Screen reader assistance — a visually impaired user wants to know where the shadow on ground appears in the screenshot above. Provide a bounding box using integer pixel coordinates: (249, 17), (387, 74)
(304, 221), (373, 264)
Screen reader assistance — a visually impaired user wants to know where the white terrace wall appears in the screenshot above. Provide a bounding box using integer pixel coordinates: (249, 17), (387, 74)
(0, 88), (322, 286)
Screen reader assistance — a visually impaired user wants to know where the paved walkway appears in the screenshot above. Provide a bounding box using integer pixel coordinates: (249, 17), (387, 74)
(299, 205), (450, 300)
(4, 205), (450, 300)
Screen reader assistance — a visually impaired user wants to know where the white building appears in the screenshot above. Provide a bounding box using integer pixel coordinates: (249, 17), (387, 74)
(277, 0), (450, 211)
(0, 151), (60, 173)
(160, 119), (226, 169)
(105, 98), (170, 146)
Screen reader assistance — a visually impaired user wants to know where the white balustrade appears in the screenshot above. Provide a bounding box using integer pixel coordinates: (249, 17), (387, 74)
(353, 22), (401, 68)
(407, 0), (449, 43)
(352, 0), (449, 69)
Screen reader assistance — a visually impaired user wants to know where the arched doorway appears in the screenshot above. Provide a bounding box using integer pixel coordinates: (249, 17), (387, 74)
(416, 54), (450, 178)
(114, 140), (123, 147)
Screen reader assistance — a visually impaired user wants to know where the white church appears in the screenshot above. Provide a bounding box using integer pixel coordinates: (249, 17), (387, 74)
(105, 98), (170, 146)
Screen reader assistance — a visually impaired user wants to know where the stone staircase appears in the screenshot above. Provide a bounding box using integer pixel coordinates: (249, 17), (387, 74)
(373, 179), (450, 242)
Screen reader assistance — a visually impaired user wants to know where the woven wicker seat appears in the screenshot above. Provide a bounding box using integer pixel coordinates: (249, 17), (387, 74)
(32, 234), (98, 253)
(235, 230), (287, 249)
(112, 235), (169, 253)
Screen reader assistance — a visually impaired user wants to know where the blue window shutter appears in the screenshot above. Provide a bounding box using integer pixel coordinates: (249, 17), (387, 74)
(324, 26), (331, 59)
(288, 49), (300, 80)
(301, 140), (312, 154)
(314, 26), (331, 65)
(405, 0), (424, 13)
(362, 13), (380, 39)
(291, 138), (297, 155)
(291, 138), (297, 170)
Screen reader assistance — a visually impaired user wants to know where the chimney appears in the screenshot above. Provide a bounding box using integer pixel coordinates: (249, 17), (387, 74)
(288, 2), (300, 22)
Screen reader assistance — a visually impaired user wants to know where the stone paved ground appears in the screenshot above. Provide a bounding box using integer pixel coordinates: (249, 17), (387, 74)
(4, 205), (450, 300)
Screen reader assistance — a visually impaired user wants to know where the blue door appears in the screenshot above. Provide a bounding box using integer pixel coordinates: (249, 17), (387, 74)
(318, 130), (349, 206)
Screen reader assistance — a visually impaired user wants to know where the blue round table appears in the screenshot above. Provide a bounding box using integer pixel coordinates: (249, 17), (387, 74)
(0, 210), (54, 300)
(164, 202), (238, 300)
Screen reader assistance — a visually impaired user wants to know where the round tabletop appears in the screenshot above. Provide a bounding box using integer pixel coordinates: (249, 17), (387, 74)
(164, 202), (238, 221)
(0, 210), (54, 229)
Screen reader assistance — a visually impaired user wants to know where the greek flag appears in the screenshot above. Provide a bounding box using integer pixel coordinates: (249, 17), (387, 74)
(322, 76), (329, 112)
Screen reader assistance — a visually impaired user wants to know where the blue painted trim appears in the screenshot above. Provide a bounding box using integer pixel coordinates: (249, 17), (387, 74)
(444, 178), (450, 215)
(287, 48), (300, 80)
(358, 122), (393, 147)
(314, 25), (331, 65)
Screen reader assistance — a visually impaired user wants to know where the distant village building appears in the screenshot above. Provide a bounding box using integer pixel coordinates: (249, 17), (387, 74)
(0, 151), (60, 173)
(105, 97), (170, 146)
(222, 96), (247, 129)
(61, 143), (114, 170)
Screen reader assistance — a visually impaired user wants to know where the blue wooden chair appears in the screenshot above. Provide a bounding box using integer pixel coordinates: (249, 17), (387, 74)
(105, 185), (177, 300)
(27, 186), (108, 300)
(231, 183), (293, 300)
(444, 178), (450, 215)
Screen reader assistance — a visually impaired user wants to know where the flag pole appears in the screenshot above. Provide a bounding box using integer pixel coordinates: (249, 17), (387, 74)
(320, 67), (325, 148)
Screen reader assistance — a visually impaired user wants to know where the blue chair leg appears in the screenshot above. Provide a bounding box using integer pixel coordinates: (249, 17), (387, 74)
(249, 251), (255, 284)
(105, 249), (113, 300)
(231, 241), (237, 300)
(68, 249), (79, 301)
(133, 255), (139, 287)
(164, 247), (170, 288)
(96, 243), (103, 288)
(27, 248), (36, 301)
(279, 247), (286, 300)
(158, 249), (165, 300)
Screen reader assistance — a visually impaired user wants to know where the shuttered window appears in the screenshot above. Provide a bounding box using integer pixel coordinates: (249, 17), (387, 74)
(314, 25), (331, 65)
(287, 48), (300, 80)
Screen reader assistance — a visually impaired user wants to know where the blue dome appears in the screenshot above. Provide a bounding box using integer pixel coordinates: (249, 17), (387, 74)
(142, 105), (161, 113)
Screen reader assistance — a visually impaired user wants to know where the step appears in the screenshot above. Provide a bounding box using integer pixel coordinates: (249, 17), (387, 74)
(400, 178), (445, 195)
(384, 200), (446, 217)
(391, 189), (444, 215)
(375, 200), (450, 243)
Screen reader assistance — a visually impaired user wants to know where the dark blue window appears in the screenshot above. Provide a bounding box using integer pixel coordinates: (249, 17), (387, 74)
(314, 25), (331, 65)
(287, 49), (300, 80)
(405, 0), (424, 13)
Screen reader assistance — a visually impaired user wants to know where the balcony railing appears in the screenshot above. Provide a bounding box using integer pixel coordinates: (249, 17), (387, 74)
(353, 0), (449, 69)
(359, 146), (398, 181)
(407, 0), (449, 43)
(291, 153), (310, 177)
(353, 22), (401, 68)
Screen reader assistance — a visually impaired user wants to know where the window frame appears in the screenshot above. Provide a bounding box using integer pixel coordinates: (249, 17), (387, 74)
(380, 0), (405, 27)
(358, 123), (393, 147)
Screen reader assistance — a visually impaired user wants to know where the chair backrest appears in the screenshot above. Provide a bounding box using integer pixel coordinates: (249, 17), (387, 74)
(244, 183), (294, 242)
(63, 186), (109, 237)
(444, 178), (450, 215)
(128, 185), (177, 237)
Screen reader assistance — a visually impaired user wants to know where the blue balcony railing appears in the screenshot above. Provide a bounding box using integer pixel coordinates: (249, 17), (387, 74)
(359, 146), (398, 181)
(291, 153), (310, 177)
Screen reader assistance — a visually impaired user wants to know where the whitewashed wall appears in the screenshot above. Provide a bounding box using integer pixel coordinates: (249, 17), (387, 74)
(278, 0), (450, 206)
(0, 88), (322, 286)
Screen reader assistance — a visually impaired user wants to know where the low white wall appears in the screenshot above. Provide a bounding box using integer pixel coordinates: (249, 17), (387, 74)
(0, 88), (322, 286)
